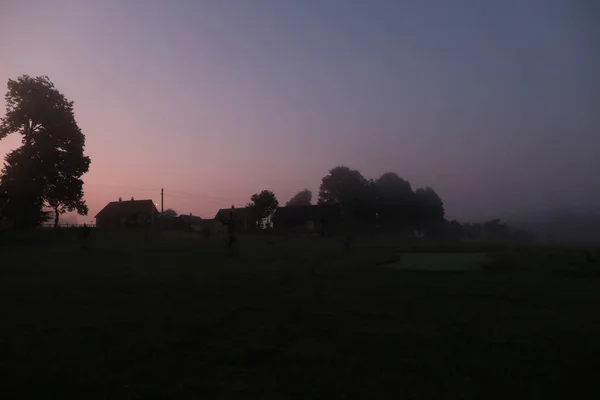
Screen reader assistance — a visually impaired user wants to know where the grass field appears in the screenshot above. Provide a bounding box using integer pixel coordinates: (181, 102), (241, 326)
(1, 229), (600, 398)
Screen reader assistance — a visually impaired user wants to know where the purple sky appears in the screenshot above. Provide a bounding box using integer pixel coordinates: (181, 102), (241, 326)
(1, 0), (599, 222)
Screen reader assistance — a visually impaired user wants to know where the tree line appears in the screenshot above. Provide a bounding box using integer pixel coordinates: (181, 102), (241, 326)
(245, 167), (443, 234)
(0, 76), (90, 229)
(246, 167), (535, 242)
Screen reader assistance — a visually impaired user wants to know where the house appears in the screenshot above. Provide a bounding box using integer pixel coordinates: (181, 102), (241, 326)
(271, 204), (342, 233)
(203, 218), (227, 235)
(177, 213), (204, 232)
(158, 213), (203, 231)
(214, 207), (258, 232)
(95, 197), (159, 229)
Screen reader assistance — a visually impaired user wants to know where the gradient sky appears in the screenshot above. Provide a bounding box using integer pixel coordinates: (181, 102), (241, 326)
(1, 0), (599, 222)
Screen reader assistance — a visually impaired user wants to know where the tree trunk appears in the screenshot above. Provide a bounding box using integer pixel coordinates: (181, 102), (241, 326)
(53, 206), (59, 229)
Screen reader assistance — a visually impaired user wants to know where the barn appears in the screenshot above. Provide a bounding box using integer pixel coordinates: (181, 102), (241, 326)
(95, 197), (159, 228)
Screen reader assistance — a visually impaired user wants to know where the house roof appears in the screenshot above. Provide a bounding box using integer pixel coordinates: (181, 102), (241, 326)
(95, 199), (158, 219)
(214, 207), (257, 221)
(272, 204), (342, 223)
(178, 214), (203, 224)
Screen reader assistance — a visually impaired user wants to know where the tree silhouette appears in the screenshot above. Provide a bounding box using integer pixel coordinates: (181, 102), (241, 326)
(0, 193), (7, 217)
(372, 172), (416, 230)
(414, 186), (445, 228)
(463, 223), (483, 239)
(316, 166), (452, 237)
(0, 75), (90, 228)
(483, 219), (510, 241)
(318, 166), (370, 205)
(0, 147), (50, 227)
(286, 189), (312, 207)
(318, 167), (374, 247)
(374, 172), (413, 202)
(162, 208), (178, 218)
(247, 190), (279, 224)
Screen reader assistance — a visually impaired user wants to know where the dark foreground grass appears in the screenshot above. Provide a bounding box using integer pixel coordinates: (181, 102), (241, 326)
(1, 230), (600, 398)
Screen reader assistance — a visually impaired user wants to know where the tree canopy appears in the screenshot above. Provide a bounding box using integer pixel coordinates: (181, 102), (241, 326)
(318, 166), (370, 205)
(0, 149), (49, 227)
(314, 166), (534, 241)
(247, 190), (279, 222)
(436, 218), (535, 242)
(286, 189), (312, 207)
(162, 208), (178, 218)
(373, 172), (413, 204)
(414, 186), (445, 224)
(316, 166), (448, 234)
(0, 75), (90, 228)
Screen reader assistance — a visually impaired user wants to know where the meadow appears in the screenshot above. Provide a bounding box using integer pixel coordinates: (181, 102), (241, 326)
(1, 229), (599, 398)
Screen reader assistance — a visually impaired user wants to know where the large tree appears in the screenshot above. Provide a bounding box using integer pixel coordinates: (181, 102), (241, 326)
(373, 172), (413, 203)
(317, 166), (450, 237)
(482, 218), (510, 241)
(0, 75), (90, 228)
(318, 167), (375, 245)
(247, 190), (279, 224)
(463, 223), (483, 240)
(0, 147), (50, 228)
(372, 172), (416, 230)
(414, 186), (445, 231)
(162, 208), (178, 218)
(318, 166), (370, 205)
(286, 189), (312, 207)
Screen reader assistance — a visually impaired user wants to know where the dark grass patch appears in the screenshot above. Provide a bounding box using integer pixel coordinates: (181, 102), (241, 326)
(555, 270), (600, 279)
(2, 231), (600, 398)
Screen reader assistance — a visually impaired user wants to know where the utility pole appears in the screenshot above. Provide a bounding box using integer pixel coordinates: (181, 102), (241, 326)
(161, 188), (164, 216)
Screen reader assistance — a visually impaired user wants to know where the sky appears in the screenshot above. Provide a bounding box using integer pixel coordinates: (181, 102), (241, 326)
(1, 0), (599, 222)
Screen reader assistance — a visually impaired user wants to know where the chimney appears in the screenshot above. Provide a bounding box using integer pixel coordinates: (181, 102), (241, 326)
(118, 197), (122, 202)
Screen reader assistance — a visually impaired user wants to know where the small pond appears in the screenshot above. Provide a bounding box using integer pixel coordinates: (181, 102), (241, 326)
(387, 252), (493, 271)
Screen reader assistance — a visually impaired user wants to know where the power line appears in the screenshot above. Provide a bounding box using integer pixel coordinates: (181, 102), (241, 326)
(166, 193), (236, 204)
(167, 189), (239, 202)
(86, 184), (241, 202)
